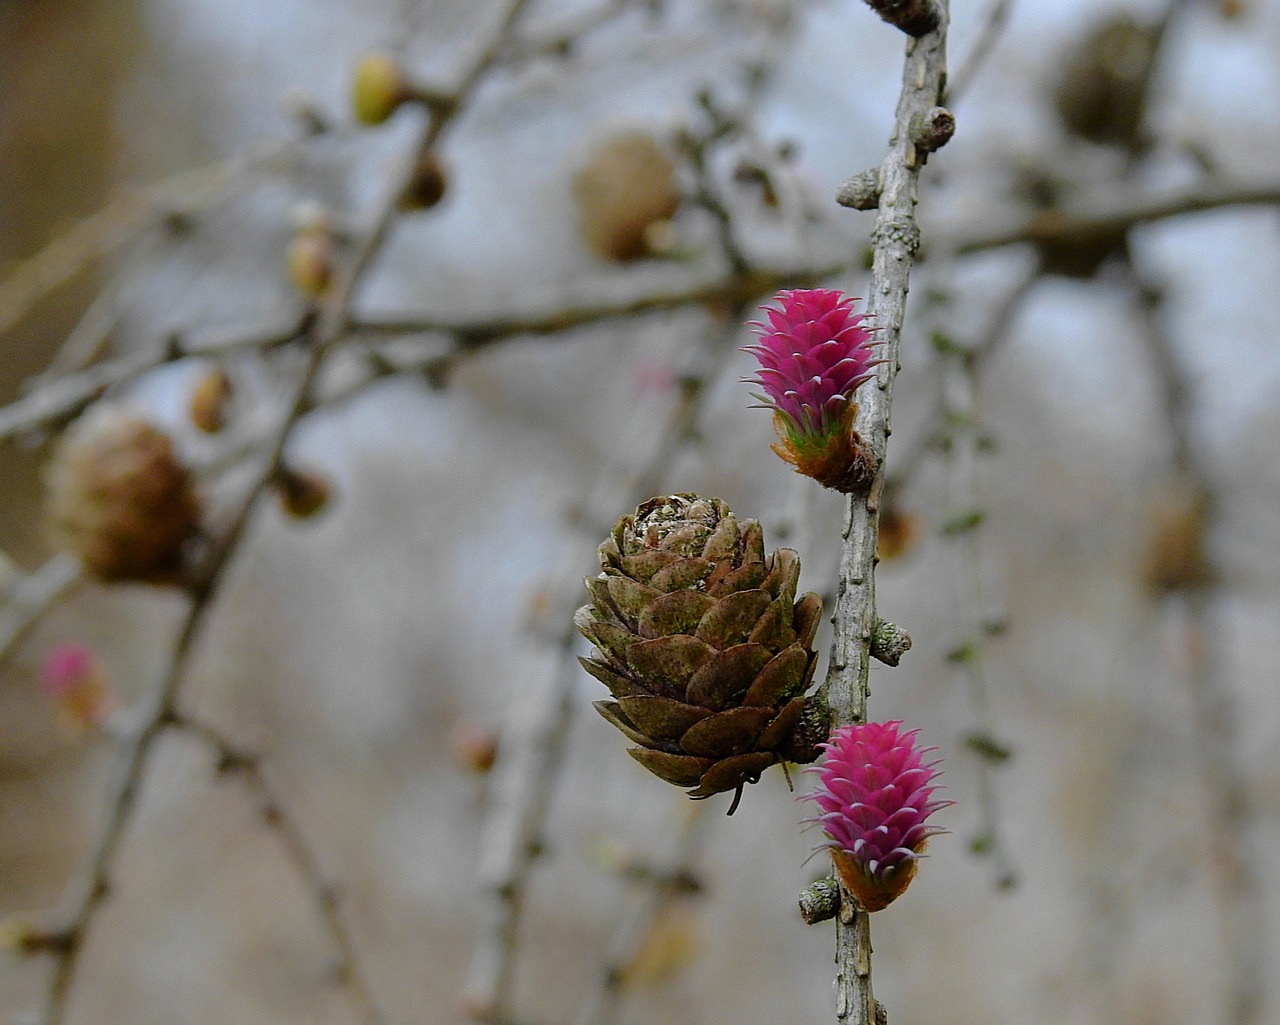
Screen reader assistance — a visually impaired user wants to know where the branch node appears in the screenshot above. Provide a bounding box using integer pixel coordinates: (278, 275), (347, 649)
(870, 617), (912, 666)
(908, 106), (955, 155)
(798, 877), (840, 924)
(836, 169), (881, 210)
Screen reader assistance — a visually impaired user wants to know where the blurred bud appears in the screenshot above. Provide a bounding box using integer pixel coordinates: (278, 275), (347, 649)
(45, 405), (202, 583)
(188, 367), (233, 434)
(41, 643), (114, 731)
(1053, 15), (1159, 149)
(398, 151), (449, 212)
(623, 904), (700, 985)
(572, 132), (681, 262)
(286, 226), (336, 301)
(1142, 489), (1213, 593)
(352, 53), (411, 125)
(1219, 0), (1243, 16)
(449, 721), (499, 774)
(877, 502), (921, 561)
(588, 834), (633, 874)
(0, 917), (41, 955)
(276, 466), (331, 520)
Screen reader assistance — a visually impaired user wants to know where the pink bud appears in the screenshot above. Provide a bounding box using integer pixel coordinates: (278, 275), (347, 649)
(41, 643), (113, 729)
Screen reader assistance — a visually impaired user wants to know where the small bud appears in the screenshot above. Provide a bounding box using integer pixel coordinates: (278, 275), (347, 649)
(352, 53), (411, 125)
(0, 917), (49, 955)
(286, 227), (336, 300)
(836, 168), (881, 210)
(188, 367), (233, 434)
(449, 721), (499, 774)
(276, 466), (331, 519)
(1142, 488), (1213, 593)
(877, 503), (920, 560)
(742, 289), (883, 494)
(804, 721), (951, 911)
(622, 904), (699, 985)
(572, 133), (681, 263)
(41, 642), (114, 730)
(44, 405), (202, 583)
(398, 151), (449, 212)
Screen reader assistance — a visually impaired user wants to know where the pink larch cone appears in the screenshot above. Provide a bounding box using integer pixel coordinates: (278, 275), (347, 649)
(805, 721), (951, 911)
(743, 289), (882, 494)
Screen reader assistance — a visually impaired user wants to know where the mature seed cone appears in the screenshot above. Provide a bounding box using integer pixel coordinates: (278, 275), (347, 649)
(44, 405), (201, 583)
(575, 494), (823, 811)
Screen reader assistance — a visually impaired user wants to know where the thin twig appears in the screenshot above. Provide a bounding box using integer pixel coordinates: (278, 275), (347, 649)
(815, 8), (950, 1024)
(884, 261), (1039, 496)
(0, 316), (306, 445)
(26, 0), (534, 1013)
(936, 327), (1017, 890)
(0, 554), (84, 666)
(946, 0), (1016, 103)
(947, 177), (1280, 256)
(175, 714), (382, 1025)
(575, 804), (709, 1025)
(1128, 257), (1268, 1025)
(0, 133), (318, 340)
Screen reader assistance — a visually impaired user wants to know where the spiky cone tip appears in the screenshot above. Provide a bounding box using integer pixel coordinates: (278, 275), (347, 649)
(744, 289), (882, 495)
(805, 720), (951, 912)
(575, 494), (824, 813)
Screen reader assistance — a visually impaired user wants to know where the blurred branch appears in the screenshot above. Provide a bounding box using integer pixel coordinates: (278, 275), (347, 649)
(575, 804), (709, 1025)
(29, 4), (543, 1022)
(948, 177), (1280, 256)
(176, 714), (382, 1025)
(1128, 256), (1268, 1025)
(500, 0), (658, 64)
(0, 554), (84, 666)
(946, 0), (1015, 102)
(0, 316), (307, 445)
(884, 261), (1039, 496)
(934, 317), (1017, 890)
(464, 12), (814, 1019)
(815, 6), (950, 1024)
(0, 133), (319, 341)
(40, 232), (163, 379)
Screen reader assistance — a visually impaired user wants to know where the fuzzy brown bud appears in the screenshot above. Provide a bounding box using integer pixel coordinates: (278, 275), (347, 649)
(276, 466), (331, 519)
(449, 722), (499, 774)
(398, 151), (449, 212)
(45, 406), (201, 583)
(572, 133), (681, 263)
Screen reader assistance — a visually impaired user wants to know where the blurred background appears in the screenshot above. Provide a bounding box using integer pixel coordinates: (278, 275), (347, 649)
(2, 0), (1279, 1024)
